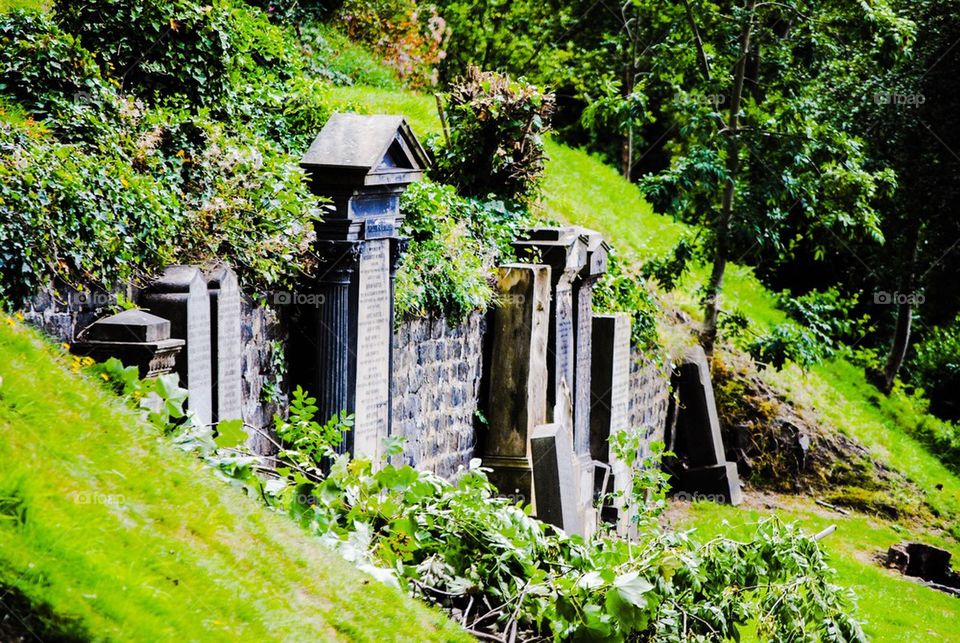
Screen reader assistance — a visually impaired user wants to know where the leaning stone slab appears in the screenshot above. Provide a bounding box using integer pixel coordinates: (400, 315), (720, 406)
(139, 266), (213, 426)
(668, 345), (742, 505)
(530, 422), (582, 536)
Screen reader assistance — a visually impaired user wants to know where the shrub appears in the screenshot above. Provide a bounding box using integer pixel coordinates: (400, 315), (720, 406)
(908, 315), (960, 422)
(53, 0), (297, 107)
(593, 250), (660, 352)
(748, 288), (870, 370)
(336, 0), (447, 88)
(0, 118), (182, 304)
(0, 10), (126, 145)
(431, 66), (554, 204)
(395, 180), (523, 321)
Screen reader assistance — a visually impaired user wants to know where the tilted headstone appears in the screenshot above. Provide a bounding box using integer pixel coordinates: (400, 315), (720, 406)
(530, 422), (581, 536)
(206, 266), (242, 424)
(482, 264), (551, 509)
(71, 309), (184, 379)
(139, 266), (213, 426)
(668, 345), (742, 505)
(289, 113), (428, 464)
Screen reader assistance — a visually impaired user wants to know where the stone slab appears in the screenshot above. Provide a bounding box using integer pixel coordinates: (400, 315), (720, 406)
(354, 238), (393, 462)
(139, 266), (213, 426)
(207, 266), (242, 424)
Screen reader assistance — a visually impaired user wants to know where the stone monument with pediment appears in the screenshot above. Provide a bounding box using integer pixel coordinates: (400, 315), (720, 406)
(288, 113), (428, 464)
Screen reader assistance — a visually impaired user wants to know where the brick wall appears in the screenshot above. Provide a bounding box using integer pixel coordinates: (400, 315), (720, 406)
(627, 348), (672, 459)
(391, 312), (486, 478)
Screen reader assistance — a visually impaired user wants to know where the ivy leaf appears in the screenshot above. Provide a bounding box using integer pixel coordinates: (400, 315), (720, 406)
(214, 418), (246, 449)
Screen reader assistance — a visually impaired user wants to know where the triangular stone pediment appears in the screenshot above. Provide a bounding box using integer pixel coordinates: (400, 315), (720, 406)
(300, 113), (429, 191)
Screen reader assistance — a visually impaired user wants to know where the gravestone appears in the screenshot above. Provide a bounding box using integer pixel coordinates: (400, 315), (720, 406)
(71, 309), (184, 379)
(530, 422), (581, 535)
(589, 313), (633, 533)
(512, 228), (588, 437)
(482, 264), (551, 508)
(206, 266), (242, 424)
(289, 113), (428, 464)
(667, 345), (742, 504)
(589, 313), (631, 462)
(572, 227), (608, 457)
(139, 266), (213, 426)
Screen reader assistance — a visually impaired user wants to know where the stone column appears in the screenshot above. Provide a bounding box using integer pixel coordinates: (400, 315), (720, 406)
(289, 114), (428, 465)
(482, 264), (551, 507)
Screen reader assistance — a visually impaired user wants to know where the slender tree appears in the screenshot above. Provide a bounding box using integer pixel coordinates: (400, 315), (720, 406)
(636, 0), (909, 356)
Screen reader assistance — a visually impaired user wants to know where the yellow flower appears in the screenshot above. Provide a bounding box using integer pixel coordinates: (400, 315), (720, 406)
(13, 312), (24, 321)
(100, 373), (109, 381)
(3, 317), (13, 327)
(61, 342), (71, 351)
(82, 356), (95, 366)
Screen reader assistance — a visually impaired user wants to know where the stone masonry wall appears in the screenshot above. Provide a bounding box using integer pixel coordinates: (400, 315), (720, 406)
(23, 280), (286, 455)
(627, 347), (672, 459)
(391, 312), (486, 479)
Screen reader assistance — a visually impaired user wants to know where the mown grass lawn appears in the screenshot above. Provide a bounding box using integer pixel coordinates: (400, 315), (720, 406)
(0, 317), (469, 642)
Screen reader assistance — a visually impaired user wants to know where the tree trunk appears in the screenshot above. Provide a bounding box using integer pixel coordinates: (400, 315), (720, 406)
(701, 0), (756, 357)
(879, 223), (921, 393)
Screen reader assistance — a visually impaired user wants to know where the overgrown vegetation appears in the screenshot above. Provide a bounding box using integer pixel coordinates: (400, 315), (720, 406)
(0, 3), (524, 320)
(396, 179), (525, 321)
(431, 65), (554, 204)
(88, 346), (868, 642)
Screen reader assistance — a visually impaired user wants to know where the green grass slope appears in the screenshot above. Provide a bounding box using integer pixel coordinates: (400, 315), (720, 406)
(0, 317), (469, 642)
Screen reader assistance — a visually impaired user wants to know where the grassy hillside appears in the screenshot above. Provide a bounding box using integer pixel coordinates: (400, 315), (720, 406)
(0, 316), (469, 642)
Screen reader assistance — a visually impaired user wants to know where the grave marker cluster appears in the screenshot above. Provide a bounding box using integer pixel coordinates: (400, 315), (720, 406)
(67, 113), (742, 534)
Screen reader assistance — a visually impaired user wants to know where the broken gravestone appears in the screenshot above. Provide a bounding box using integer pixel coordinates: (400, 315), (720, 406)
(667, 345), (742, 505)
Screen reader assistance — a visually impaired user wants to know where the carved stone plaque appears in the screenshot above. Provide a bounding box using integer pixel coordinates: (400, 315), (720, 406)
(353, 239), (392, 461)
